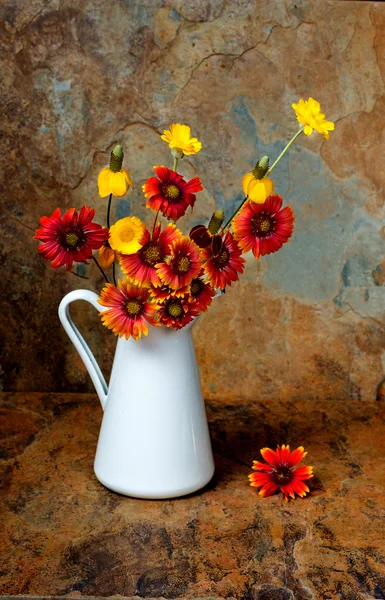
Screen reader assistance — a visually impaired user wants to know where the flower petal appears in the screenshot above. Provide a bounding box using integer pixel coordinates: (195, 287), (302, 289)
(242, 173), (253, 196)
(248, 179), (274, 204)
(97, 168), (111, 198)
(122, 168), (134, 189)
(252, 461), (273, 472)
(258, 482), (278, 497)
(288, 446), (307, 467)
(292, 465), (313, 480)
(109, 171), (130, 197)
(260, 447), (280, 467)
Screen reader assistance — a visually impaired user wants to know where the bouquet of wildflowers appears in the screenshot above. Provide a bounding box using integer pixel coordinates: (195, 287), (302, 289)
(35, 98), (334, 341)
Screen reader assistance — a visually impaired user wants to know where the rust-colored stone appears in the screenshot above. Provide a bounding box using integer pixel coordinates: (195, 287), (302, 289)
(1, 392), (385, 599)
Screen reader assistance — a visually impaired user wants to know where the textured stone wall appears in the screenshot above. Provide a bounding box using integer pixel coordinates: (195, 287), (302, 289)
(1, 0), (384, 400)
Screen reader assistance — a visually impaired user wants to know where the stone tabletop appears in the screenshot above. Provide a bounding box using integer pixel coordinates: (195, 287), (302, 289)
(1, 393), (385, 600)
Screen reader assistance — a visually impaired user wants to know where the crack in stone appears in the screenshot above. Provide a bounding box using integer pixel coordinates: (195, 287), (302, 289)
(70, 122), (162, 192)
(0, 205), (36, 233)
(17, 1), (54, 33)
(174, 25), (280, 100)
(340, 300), (384, 328)
(173, 19), (314, 103)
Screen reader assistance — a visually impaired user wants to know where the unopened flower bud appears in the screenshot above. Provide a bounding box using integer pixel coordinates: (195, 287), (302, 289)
(252, 156), (270, 180)
(208, 209), (225, 235)
(109, 145), (124, 173)
(171, 147), (184, 160)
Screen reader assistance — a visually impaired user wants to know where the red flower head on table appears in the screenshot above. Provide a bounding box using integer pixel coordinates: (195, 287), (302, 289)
(249, 444), (314, 501)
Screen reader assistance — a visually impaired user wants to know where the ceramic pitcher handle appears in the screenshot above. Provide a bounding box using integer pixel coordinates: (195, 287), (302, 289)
(58, 289), (108, 409)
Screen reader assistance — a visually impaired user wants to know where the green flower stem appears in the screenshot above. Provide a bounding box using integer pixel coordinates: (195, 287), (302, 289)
(266, 128), (303, 177)
(173, 157), (178, 172)
(223, 197), (247, 231)
(92, 255), (109, 283)
(107, 193), (112, 229)
(224, 127), (304, 230)
(112, 262), (117, 286)
(152, 208), (160, 236)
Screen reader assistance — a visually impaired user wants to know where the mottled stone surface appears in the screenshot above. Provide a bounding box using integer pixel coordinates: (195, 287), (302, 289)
(1, 0), (385, 401)
(2, 392), (385, 599)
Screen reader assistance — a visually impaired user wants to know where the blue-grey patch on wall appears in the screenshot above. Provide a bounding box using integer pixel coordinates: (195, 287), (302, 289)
(231, 96), (257, 146)
(53, 80), (71, 92)
(131, 2), (162, 25)
(341, 254), (374, 288)
(262, 147), (378, 303)
(116, 198), (131, 220)
(335, 225), (385, 320)
(81, 99), (89, 125)
(171, 9), (183, 20)
(75, 263), (87, 277)
(224, 190), (244, 221)
(230, 96), (290, 197)
(212, 181), (243, 218)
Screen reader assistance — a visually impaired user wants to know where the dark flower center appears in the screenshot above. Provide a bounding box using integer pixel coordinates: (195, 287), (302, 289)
(63, 229), (83, 248)
(126, 299), (142, 317)
(272, 464), (294, 485)
(167, 299), (183, 318)
(191, 278), (203, 297)
(163, 184), (180, 201)
(140, 242), (162, 266)
(213, 247), (229, 269)
(252, 213), (276, 237)
(176, 255), (191, 274)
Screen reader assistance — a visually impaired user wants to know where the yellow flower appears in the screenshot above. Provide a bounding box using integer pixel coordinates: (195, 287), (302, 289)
(161, 123), (202, 156)
(109, 216), (145, 255)
(98, 145), (134, 198)
(242, 173), (274, 204)
(292, 97), (335, 140)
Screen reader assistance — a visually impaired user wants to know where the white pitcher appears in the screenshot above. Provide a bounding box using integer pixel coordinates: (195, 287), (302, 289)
(58, 289), (215, 499)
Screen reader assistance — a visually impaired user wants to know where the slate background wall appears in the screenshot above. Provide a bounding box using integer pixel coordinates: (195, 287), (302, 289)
(1, 0), (385, 401)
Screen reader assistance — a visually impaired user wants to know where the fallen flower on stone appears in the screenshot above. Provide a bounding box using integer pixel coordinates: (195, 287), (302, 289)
(249, 444), (314, 501)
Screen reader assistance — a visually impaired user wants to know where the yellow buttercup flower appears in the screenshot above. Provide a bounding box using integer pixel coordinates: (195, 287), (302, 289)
(109, 216), (145, 255)
(242, 173), (274, 204)
(161, 123), (202, 157)
(292, 98), (334, 140)
(98, 145), (134, 198)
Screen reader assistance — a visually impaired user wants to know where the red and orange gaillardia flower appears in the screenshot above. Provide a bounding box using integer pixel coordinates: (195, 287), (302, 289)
(98, 279), (159, 340)
(120, 223), (181, 287)
(156, 236), (201, 290)
(150, 283), (190, 304)
(157, 295), (199, 330)
(201, 231), (245, 290)
(189, 277), (216, 312)
(249, 445), (314, 501)
(34, 206), (109, 271)
(232, 195), (294, 259)
(143, 166), (203, 221)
